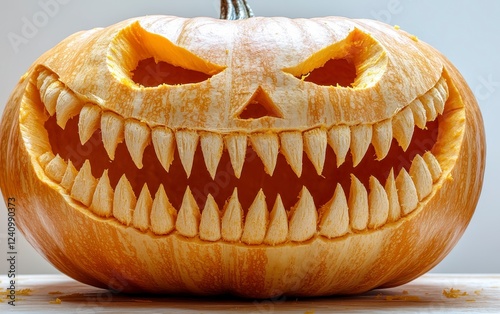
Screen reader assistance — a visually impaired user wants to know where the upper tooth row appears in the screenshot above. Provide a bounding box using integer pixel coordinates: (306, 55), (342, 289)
(37, 70), (448, 178)
(38, 150), (442, 244)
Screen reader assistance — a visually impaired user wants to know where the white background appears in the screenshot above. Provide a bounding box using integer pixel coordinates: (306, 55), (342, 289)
(0, 0), (498, 275)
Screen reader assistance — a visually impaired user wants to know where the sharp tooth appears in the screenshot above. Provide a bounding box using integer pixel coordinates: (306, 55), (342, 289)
(38, 79), (53, 99)
(429, 79), (448, 115)
(319, 183), (350, 238)
(385, 169), (401, 222)
(289, 187), (317, 242)
(221, 188), (243, 242)
(393, 107), (415, 151)
(113, 174), (137, 226)
(279, 131), (303, 177)
(45, 154), (67, 183)
(56, 88), (83, 129)
(250, 133), (279, 176)
(90, 170), (114, 218)
(350, 124), (373, 167)
(328, 126), (351, 167)
(437, 78), (449, 97)
(37, 72), (61, 116)
(133, 184), (153, 232)
(60, 161), (78, 191)
(264, 195), (288, 245)
(42, 81), (64, 116)
(348, 174), (369, 231)
(430, 89), (445, 116)
(396, 168), (419, 216)
(368, 176), (389, 229)
(176, 130), (200, 178)
(199, 195), (221, 242)
(372, 120), (393, 160)
(421, 93), (438, 121)
(152, 127), (176, 172)
(224, 134), (247, 179)
(70, 160), (97, 207)
(175, 187), (201, 238)
(150, 185), (177, 235)
(409, 99), (427, 130)
(241, 190), (268, 245)
(433, 79), (449, 115)
(409, 155), (433, 201)
(304, 128), (328, 175)
(38, 152), (56, 169)
(37, 70), (55, 90)
(78, 104), (102, 145)
(38, 73), (55, 100)
(125, 120), (151, 169)
(101, 112), (125, 160)
(200, 132), (224, 180)
(423, 152), (442, 182)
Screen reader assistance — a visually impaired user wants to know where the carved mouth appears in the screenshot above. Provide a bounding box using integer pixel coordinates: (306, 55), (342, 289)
(23, 67), (448, 245)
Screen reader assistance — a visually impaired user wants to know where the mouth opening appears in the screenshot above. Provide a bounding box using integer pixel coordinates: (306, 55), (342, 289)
(43, 115), (439, 213)
(26, 68), (450, 244)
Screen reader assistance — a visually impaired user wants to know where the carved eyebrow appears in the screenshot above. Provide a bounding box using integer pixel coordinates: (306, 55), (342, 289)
(282, 28), (387, 89)
(108, 21), (226, 87)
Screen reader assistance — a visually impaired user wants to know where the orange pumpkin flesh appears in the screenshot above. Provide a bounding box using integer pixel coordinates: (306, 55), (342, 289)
(0, 16), (485, 298)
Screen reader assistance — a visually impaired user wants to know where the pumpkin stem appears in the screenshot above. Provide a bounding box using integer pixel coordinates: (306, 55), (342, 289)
(220, 0), (254, 20)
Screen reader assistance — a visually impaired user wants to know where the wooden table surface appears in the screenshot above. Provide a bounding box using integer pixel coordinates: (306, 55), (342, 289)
(1, 274), (499, 313)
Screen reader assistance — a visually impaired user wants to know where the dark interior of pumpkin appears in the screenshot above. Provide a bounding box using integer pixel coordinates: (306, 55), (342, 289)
(44, 55), (440, 211)
(45, 117), (438, 212)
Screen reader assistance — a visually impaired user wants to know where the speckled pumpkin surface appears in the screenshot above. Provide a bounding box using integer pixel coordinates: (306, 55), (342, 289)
(0, 9), (485, 298)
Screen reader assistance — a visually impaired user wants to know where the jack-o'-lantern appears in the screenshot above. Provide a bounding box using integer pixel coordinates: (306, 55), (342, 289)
(0, 0), (485, 298)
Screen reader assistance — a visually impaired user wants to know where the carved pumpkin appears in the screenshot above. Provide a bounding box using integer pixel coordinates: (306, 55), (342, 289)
(0, 1), (485, 298)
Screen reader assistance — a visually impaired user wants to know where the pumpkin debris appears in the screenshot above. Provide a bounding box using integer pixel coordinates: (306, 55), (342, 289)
(442, 288), (468, 298)
(49, 298), (62, 304)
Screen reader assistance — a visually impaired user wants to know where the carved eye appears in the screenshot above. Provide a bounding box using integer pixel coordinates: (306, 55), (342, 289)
(132, 58), (216, 87)
(283, 28), (387, 89)
(108, 21), (226, 87)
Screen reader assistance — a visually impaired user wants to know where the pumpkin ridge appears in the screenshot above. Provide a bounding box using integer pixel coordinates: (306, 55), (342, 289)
(19, 67), (458, 245)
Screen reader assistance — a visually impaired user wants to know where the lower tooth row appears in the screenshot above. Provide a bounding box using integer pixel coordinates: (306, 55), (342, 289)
(38, 151), (442, 243)
(37, 70), (448, 180)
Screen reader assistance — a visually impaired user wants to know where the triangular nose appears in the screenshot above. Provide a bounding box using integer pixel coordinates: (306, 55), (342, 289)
(238, 87), (283, 119)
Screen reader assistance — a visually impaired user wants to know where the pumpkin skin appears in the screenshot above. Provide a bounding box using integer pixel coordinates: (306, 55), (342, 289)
(0, 15), (485, 298)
